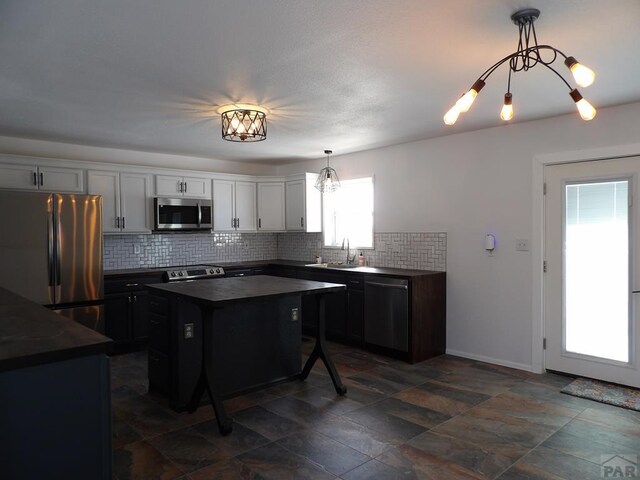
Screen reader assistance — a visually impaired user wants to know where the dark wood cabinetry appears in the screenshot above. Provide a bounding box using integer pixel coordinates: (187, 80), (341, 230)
(105, 273), (161, 352)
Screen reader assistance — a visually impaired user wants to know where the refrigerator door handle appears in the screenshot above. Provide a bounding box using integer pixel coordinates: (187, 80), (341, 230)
(55, 203), (62, 286)
(47, 209), (55, 287)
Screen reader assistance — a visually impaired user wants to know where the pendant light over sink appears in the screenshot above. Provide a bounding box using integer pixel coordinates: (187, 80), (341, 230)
(443, 8), (597, 125)
(315, 150), (341, 193)
(220, 104), (267, 142)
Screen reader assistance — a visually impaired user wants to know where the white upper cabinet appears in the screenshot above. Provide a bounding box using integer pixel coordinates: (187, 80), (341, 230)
(87, 171), (120, 233)
(0, 163), (83, 193)
(212, 180), (256, 232)
(120, 173), (151, 233)
(257, 182), (285, 231)
(285, 173), (321, 232)
(213, 179), (236, 232)
(235, 181), (257, 231)
(88, 170), (151, 234)
(155, 174), (211, 199)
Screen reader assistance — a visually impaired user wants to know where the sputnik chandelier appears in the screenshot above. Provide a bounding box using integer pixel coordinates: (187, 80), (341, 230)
(444, 8), (596, 126)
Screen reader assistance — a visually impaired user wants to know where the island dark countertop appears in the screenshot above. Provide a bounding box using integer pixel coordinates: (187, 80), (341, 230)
(0, 287), (112, 373)
(147, 275), (346, 306)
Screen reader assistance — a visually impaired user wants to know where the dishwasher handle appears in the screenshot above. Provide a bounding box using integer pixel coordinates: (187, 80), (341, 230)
(365, 281), (408, 290)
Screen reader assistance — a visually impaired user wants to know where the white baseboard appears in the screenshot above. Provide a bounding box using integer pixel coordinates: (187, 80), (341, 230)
(445, 348), (534, 373)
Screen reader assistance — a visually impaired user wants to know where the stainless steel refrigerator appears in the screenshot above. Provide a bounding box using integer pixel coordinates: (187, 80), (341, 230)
(0, 191), (104, 331)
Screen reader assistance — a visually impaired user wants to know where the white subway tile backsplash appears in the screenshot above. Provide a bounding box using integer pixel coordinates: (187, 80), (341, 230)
(103, 231), (446, 271)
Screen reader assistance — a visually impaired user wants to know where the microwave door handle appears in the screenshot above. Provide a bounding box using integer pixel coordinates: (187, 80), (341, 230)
(197, 202), (202, 227)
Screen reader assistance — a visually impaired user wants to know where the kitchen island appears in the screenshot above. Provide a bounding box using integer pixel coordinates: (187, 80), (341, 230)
(146, 275), (347, 435)
(0, 287), (112, 479)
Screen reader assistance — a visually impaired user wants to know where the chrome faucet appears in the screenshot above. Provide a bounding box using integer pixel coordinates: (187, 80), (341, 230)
(342, 237), (356, 264)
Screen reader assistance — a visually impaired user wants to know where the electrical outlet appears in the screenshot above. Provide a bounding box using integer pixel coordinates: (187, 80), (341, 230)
(516, 239), (529, 251)
(291, 308), (299, 321)
(184, 323), (194, 339)
(134, 244), (141, 254)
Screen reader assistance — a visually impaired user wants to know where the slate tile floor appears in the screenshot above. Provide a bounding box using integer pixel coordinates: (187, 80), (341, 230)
(111, 343), (640, 479)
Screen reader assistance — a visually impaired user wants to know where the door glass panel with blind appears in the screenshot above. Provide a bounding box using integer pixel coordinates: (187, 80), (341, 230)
(545, 158), (640, 388)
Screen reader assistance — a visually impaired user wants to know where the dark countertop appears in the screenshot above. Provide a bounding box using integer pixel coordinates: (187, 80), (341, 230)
(106, 259), (442, 279)
(0, 288), (112, 373)
(147, 275), (346, 306)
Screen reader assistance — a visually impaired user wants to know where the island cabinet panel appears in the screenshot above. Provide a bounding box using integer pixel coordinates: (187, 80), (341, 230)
(148, 293), (302, 411)
(346, 275), (365, 343)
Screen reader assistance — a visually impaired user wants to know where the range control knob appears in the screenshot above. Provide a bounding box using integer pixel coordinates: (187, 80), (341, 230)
(216, 268), (221, 274)
(170, 272), (176, 277)
(208, 269), (214, 274)
(178, 271), (184, 276)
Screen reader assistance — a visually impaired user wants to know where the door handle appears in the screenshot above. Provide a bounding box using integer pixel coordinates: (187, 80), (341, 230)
(259, 218), (262, 228)
(47, 211), (55, 286)
(40, 172), (44, 187)
(133, 295), (137, 303)
(237, 217), (240, 228)
(301, 217), (304, 228)
(232, 218), (235, 228)
(197, 203), (202, 227)
(125, 283), (139, 287)
(33, 172), (38, 186)
(178, 181), (183, 193)
(116, 217), (120, 228)
(122, 216), (126, 229)
(184, 182), (187, 193)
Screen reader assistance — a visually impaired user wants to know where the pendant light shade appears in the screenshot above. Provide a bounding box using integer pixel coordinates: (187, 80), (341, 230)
(315, 150), (340, 193)
(221, 107), (267, 142)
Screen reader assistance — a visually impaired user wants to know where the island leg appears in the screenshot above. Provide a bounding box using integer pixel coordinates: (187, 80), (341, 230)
(187, 305), (233, 435)
(300, 293), (347, 395)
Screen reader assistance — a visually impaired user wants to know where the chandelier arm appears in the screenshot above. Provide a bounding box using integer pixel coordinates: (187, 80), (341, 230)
(478, 45), (568, 83)
(538, 62), (573, 90)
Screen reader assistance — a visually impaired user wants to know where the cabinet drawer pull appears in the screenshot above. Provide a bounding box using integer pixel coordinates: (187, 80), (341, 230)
(125, 283), (139, 287)
(366, 281), (408, 290)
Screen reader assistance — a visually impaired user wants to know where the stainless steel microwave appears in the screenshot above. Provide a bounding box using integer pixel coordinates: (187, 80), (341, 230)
(154, 198), (213, 231)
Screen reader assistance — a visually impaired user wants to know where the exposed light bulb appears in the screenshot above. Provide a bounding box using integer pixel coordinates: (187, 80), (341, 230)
(564, 56), (595, 88)
(443, 105), (460, 125)
(455, 79), (486, 113)
(569, 89), (596, 121)
(500, 93), (513, 121)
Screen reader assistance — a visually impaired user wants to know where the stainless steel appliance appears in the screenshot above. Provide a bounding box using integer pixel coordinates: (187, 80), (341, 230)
(0, 191), (104, 330)
(364, 277), (409, 351)
(154, 198), (212, 231)
(163, 265), (225, 282)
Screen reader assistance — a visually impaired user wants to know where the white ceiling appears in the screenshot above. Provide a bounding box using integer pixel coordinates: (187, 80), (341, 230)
(1, 0), (639, 165)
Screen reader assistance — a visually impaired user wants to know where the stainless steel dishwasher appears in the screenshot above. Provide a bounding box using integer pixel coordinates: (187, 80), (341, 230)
(364, 277), (409, 351)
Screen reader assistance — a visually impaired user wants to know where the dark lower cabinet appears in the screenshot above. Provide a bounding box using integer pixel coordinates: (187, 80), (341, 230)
(347, 288), (364, 342)
(298, 270), (347, 339)
(105, 273), (161, 352)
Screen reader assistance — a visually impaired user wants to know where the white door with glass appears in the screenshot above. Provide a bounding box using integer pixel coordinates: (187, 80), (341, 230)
(545, 158), (640, 387)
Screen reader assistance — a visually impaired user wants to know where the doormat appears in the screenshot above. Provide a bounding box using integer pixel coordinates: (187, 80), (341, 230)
(561, 378), (640, 411)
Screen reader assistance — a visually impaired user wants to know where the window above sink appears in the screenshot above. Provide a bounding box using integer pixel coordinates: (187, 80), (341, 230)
(323, 177), (374, 249)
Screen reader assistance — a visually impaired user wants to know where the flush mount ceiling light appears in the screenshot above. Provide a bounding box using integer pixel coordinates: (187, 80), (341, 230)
(444, 8), (597, 126)
(315, 150), (341, 193)
(220, 104), (267, 142)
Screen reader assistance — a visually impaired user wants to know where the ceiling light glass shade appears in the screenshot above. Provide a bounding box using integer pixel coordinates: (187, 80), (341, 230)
(443, 105), (461, 125)
(500, 93), (513, 121)
(570, 89), (597, 121)
(221, 109), (267, 142)
(315, 150), (341, 193)
(564, 56), (596, 87)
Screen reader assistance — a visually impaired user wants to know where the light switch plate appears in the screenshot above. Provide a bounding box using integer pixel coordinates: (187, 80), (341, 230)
(516, 239), (529, 251)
